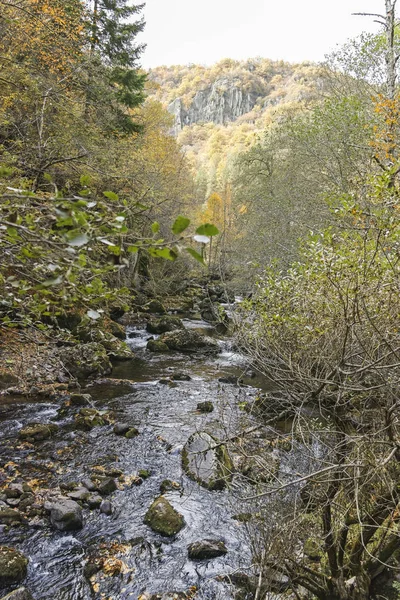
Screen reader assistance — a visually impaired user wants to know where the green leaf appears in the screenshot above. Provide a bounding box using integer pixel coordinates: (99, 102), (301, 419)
(149, 247), (178, 261)
(172, 216), (191, 235)
(103, 191), (119, 202)
(80, 174), (92, 187)
(196, 223), (219, 237)
(186, 247), (205, 265)
(127, 246), (139, 253)
(151, 221), (160, 234)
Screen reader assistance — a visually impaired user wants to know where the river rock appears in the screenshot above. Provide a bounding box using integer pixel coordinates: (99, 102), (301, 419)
(113, 422), (131, 435)
(18, 422), (58, 441)
(67, 487), (90, 502)
(125, 427), (139, 438)
(100, 500), (112, 515)
(46, 497), (83, 531)
(87, 494), (102, 509)
(74, 408), (109, 430)
(0, 547), (28, 584)
(172, 372), (191, 381)
(182, 432), (233, 490)
(60, 342), (112, 379)
(69, 393), (92, 406)
(187, 539), (228, 560)
(197, 401), (214, 413)
(0, 587), (34, 600)
(146, 316), (184, 334)
(143, 300), (166, 314)
(0, 508), (23, 525)
(95, 477), (117, 495)
(159, 330), (219, 355)
(147, 339), (170, 353)
(144, 497), (185, 537)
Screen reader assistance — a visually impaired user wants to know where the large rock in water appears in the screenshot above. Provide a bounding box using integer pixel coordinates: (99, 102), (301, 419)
(188, 539), (228, 560)
(182, 432), (233, 490)
(0, 547), (28, 585)
(144, 497), (185, 536)
(45, 497), (83, 531)
(146, 316), (184, 335)
(159, 330), (219, 355)
(19, 422), (58, 441)
(60, 342), (112, 378)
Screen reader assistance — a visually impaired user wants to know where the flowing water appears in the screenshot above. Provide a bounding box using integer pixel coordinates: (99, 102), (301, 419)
(0, 318), (271, 600)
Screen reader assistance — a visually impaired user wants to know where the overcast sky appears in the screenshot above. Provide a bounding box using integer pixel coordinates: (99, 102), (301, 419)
(138, 0), (385, 68)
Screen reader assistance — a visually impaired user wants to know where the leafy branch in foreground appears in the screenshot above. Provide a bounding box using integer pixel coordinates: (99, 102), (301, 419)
(0, 181), (219, 327)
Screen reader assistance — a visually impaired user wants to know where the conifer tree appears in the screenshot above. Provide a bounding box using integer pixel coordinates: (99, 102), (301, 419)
(86, 0), (146, 132)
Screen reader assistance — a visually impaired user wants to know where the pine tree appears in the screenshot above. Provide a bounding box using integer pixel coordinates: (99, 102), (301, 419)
(86, 0), (146, 132)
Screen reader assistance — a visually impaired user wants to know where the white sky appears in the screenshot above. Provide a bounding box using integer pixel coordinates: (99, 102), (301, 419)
(139, 0), (386, 68)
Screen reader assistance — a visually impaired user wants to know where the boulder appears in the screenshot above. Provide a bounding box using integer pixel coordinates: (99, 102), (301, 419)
(197, 401), (214, 413)
(143, 300), (166, 314)
(100, 500), (112, 515)
(60, 342), (112, 379)
(159, 330), (219, 355)
(0, 508), (23, 525)
(0, 373), (19, 391)
(18, 422), (58, 442)
(94, 477), (117, 496)
(113, 422), (131, 436)
(0, 587), (34, 600)
(144, 497), (185, 537)
(46, 497), (83, 531)
(146, 339), (170, 353)
(188, 539), (228, 560)
(146, 316), (184, 335)
(182, 432), (233, 490)
(172, 373), (191, 381)
(87, 494), (102, 509)
(69, 393), (92, 407)
(67, 488), (90, 502)
(74, 408), (109, 430)
(0, 547), (28, 584)
(125, 427), (139, 438)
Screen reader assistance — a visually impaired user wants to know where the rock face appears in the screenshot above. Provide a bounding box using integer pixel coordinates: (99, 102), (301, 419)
(182, 432), (233, 490)
(144, 497), (185, 537)
(159, 330), (219, 355)
(187, 539), (228, 560)
(0, 547), (28, 584)
(45, 497), (83, 531)
(168, 78), (259, 134)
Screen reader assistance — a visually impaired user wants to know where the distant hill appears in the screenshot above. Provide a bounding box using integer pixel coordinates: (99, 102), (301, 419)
(146, 58), (325, 198)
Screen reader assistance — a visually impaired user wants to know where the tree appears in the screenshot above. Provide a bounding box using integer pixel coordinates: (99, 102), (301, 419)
(85, 0), (146, 133)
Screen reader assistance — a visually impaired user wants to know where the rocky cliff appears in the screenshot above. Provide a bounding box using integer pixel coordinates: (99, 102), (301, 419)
(147, 58), (323, 135)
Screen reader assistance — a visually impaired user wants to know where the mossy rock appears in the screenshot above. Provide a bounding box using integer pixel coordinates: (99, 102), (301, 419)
(60, 342), (112, 379)
(159, 330), (219, 355)
(0, 547), (28, 584)
(19, 422), (58, 441)
(143, 300), (166, 314)
(182, 432), (233, 490)
(144, 497), (185, 536)
(304, 538), (323, 561)
(125, 427), (139, 438)
(74, 408), (109, 430)
(147, 339), (170, 353)
(197, 401), (214, 413)
(146, 316), (184, 335)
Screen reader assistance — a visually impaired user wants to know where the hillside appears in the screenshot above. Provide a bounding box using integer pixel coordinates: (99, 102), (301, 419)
(146, 58), (325, 198)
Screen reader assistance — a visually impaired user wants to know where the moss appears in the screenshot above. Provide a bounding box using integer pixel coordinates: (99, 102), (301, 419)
(144, 497), (185, 536)
(125, 427), (139, 438)
(0, 547), (28, 584)
(146, 339), (170, 353)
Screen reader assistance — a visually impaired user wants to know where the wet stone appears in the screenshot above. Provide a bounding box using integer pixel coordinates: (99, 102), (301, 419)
(46, 497), (83, 531)
(100, 500), (112, 515)
(187, 539), (228, 560)
(144, 497), (185, 537)
(113, 422), (131, 435)
(67, 487), (90, 502)
(172, 372), (191, 381)
(0, 547), (29, 584)
(87, 494), (102, 509)
(182, 431), (233, 490)
(70, 393), (92, 406)
(125, 427), (139, 438)
(0, 508), (23, 525)
(95, 477), (117, 495)
(0, 587), (34, 600)
(197, 401), (214, 413)
(18, 422), (58, 441)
